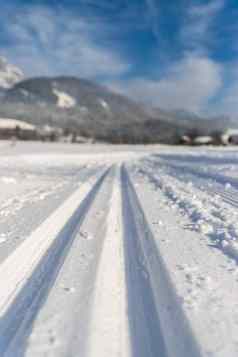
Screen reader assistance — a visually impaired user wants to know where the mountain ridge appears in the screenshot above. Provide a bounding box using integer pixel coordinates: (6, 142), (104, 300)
(0, 74), (236, 143)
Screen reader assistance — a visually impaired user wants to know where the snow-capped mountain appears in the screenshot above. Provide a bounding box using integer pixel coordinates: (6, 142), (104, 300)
(0, 75), (235, 143)
(2, 76), (183, 143)
(0, 57), (24, 89)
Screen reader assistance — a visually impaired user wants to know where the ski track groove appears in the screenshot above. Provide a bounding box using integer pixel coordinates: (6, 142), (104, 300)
(0, 159), (234, 356)
(0, 167), (110, 356)
(122, 165), (202, 357)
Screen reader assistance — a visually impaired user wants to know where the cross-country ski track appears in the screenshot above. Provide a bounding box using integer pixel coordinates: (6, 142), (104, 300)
(1, 144), (238, 356)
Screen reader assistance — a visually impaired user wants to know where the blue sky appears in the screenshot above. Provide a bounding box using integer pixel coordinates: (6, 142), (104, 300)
(1, 0), (238, 115)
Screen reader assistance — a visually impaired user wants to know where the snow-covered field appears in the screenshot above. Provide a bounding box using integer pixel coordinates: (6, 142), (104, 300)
(1, 141), (238, 356)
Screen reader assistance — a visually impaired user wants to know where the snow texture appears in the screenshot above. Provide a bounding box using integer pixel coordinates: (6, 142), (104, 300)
(0, 143), (237, 356)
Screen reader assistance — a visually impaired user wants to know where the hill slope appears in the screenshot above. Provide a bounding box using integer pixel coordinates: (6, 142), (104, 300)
(151, 108), (235, 136)
(0, 76), (235, 143)
(0, 76), (182, 143)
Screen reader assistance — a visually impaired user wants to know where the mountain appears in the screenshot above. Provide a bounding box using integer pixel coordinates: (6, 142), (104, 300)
(0, 57), (24, 89)
(5, 77), (148, 119)
(0, 76), (168, 143)
(0, 75), (235, 144)
(151, 108), (236, 135)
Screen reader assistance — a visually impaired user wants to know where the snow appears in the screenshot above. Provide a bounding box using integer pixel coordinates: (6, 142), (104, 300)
(99, 98), (110, 110)
(52, 89), (76, 109)
(20, 89), (29, 97)
(0, 142), (238, 355)
(98, 98), (112, 114)
(0, 118), (35, 130)
(87, 168), (130, 356)
(79, 106), (89, 114)
(193, 136), (213, 145)
(0, 56), (24, 89)
(0, 168), (106, 355)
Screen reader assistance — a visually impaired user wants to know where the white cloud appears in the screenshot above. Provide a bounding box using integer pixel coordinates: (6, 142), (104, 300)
(181, 0), (224, 52)
(110, 54), (222, 113)
(144, 0), (160, 39)
(188, 0), (224, 17)
(218, 87), (238, 115)
(0, 1), (233, 118)
(1, 5), (130, 79)
(211, 64), (238, 116)
(108, 0), (223, 114)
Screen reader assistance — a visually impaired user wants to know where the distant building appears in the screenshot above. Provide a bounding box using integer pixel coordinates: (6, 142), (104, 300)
(179, 135), (192, 145)
(73, 135), (94, 144)
(180, 134), (214, 146)
(193, 136), (214, 145)
(221, 129), (238, 145)
(61, 133), (93, 144)
(0, 118), (37, 140)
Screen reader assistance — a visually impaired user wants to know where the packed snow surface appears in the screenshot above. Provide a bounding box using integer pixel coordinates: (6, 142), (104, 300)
(0, 142), (238, 356)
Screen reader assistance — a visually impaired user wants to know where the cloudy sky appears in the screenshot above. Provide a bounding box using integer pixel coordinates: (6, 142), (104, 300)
(1, 0), (238, 115)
